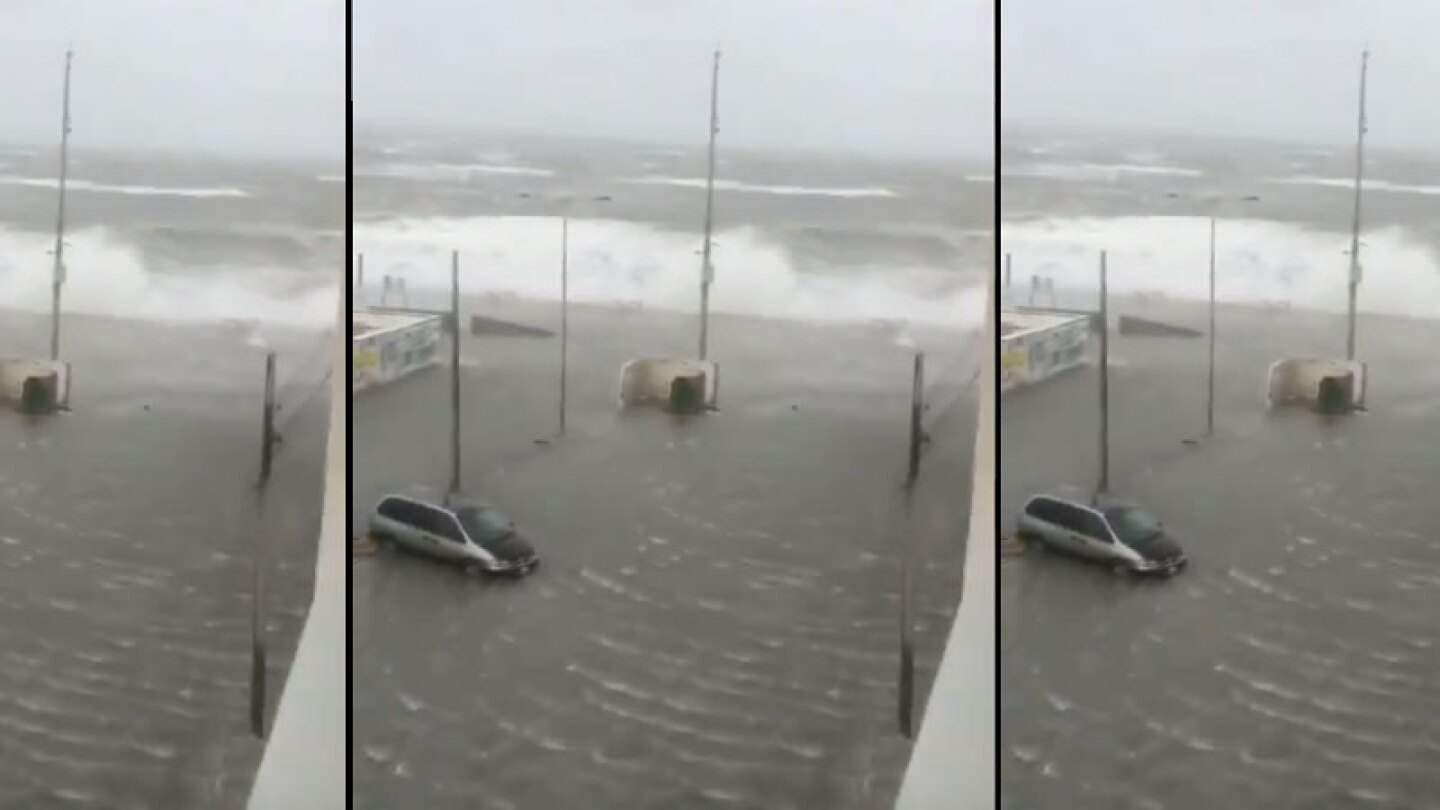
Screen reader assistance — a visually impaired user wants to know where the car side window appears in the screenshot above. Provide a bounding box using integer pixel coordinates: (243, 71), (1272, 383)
(418, 507), (445, 537)
(426, 509), (467, 545)
(378, 497), (408, 523)
(1027, 497), (1061, 524)
(392, 498), (429, 529)
(1044, 500), (1084, 532)
(1074, 510), (1112, 542)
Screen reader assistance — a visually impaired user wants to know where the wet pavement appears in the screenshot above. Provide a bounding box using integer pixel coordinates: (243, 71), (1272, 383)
(352, 301), (978, 810)
(1001, 300), (1440, 809)
(0, 311), (332, 808)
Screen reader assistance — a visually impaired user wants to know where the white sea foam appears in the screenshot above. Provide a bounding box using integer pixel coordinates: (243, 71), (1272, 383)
(1268, 175), (1440, 197)
(1003, 162), (1203, 182)
(353, 216), (981, 328)
(1000, 216), (1440, 318)
(355, 161), (554, 181)
(0, 175), (247, 197)
(624, 175), (898, 198)
(0, 225), (336, 326)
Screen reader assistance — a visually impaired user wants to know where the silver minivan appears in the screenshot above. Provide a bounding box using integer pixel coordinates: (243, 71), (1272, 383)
(369, 494), (540, 575)
(1017, 494), (1187, 576)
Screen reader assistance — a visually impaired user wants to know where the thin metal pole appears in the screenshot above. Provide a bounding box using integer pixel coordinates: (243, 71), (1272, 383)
(449, 250), (461, 500)
(356, 253), (364, 305)
(1004, 252), (1012, 290)
(1346, 49), (1369, 362)
(560, 218), (569, 435)
(251, 350), (276, 738)
(899, 350), (923, 738)
(1207, 217), (1216, 436)
(907, 352), (925, 487)
(1097, 251), (1109, 501)
(698, 50), (720, 361)
(51, 50), (73, 362)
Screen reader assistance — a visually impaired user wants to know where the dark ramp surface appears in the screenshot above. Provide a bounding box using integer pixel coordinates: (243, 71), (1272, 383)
(1001, 300), (1440, 809)
(352, 301), (977, 810)
(0, 311), (330, 808)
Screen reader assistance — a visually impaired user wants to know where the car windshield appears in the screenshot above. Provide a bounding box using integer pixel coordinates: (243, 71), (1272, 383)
(455, 506), (514, 546)
(1104, 507), (1162, 545)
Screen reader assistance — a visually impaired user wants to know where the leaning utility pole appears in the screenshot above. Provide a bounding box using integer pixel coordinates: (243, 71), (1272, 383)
(51, 50), (74, 361)
(251, 351), (277, 739)
(698, 49), (721, 361)
(1345, 49), (1369, 362)
(898, 350), (925, 739)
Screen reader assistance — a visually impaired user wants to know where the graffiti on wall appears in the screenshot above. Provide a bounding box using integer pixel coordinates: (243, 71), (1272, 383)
(1001, 317), (1090, 393)
(384, 321), (439, 379)
(352, 343), (381, 391)
(352, 317), (441, 393)
(1000, 347), (1030, 391)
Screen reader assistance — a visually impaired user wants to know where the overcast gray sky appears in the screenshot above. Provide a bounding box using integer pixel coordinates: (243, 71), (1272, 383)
(355, 0), (994, 159)
(1002, 0), (1440, 151)
(0, 0), (343, 159)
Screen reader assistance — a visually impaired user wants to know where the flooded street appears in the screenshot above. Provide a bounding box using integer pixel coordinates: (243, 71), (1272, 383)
(0, 312), (330, 807)
(1001, 301), (1440, 809)
(352, 302), (977, 809)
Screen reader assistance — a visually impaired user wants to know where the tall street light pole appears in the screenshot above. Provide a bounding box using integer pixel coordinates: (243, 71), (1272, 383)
(517, 192), (613, 436)
(1166, 191), (1260, 437)
(51, 50), (74, 362)
(1206, 216), (1216, 436)
(1097, 250), (1109, 502)
(560, 217), (569, 435)
(448, 250), (461, 503)
(1346, 49), (1369, 362)
(698, 49), (721, 362)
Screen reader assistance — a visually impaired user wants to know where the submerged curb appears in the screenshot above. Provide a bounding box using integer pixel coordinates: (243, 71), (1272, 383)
(1000, 533), (1027, 556)
(352, 534), (378, 556)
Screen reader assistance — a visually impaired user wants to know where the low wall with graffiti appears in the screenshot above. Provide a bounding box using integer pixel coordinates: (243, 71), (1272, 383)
(1000, 312), (1090, 393)
(352, 311), (442, 393)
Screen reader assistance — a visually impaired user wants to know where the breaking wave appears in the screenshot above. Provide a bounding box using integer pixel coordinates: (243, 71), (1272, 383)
(353, 216), (982, 328)
(0, 225), (336, 327)
(1000, 216), (1440, 318)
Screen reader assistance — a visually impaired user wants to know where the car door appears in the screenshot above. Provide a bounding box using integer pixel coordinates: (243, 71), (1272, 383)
(1049, 502), (1103, 558)
(386, 498), (432, 554)
(396, 502), (446, 559)
(428, 510), (473, 563)
(375, 497), (410, 541)
(1071, 508), (1119, 561)
(1023, 497), (1070, 549)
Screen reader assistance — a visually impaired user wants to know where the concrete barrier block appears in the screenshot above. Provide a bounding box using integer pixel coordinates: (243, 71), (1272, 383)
(619, 358), (719, 411)
(0, 357), (71, 412)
